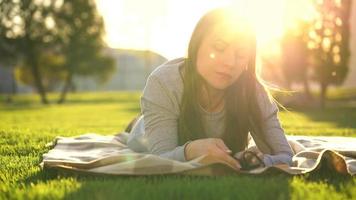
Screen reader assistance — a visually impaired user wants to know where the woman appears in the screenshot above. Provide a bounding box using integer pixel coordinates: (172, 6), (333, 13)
(127, 8), (294, 171)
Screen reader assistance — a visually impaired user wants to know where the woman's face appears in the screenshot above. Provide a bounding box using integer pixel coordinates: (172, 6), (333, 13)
(196, 25), (251, 90)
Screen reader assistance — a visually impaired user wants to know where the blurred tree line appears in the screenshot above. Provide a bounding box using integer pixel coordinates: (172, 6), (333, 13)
(279, 0), (352, 108)
(0, 0), (115, 104)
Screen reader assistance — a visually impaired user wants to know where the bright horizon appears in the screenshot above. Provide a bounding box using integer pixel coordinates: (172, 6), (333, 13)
(96, 0), (316, 59)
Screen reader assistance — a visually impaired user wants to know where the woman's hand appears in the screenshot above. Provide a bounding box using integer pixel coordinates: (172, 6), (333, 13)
(234, 149), (265, 170)
(184, 138), (241, 171)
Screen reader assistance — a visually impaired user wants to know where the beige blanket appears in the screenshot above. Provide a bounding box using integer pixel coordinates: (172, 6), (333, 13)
(41, 133), (356, 176)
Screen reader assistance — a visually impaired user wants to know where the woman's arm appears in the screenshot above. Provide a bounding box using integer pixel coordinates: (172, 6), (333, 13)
(251, 83), (294, 167)
(140, 74), (191, 162)
(140, 71), (241, 170)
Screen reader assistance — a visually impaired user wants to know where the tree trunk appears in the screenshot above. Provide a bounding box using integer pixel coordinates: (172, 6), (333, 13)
(11, 67), (17, 95)
(5, 95), (12, 104)
(320, 81), (328, 109)
(6, 67), (17, 104)
(303, 76), (311, 99)
(28, 54), (48, 104)
(58, 72), (73, 104)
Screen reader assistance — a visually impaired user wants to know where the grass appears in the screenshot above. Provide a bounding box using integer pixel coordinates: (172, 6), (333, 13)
(0, 92), (356, 200)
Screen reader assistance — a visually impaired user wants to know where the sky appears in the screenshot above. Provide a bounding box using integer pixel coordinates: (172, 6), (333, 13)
(95, 0), (316, 59)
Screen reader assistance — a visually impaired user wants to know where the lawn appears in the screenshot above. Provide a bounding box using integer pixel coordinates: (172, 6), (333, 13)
(0, 92), (356, 200)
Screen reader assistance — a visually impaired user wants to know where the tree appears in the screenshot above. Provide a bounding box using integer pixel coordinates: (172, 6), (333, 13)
(15, 52), (66, 92)
(281, 21), (311, 97)
(0, 33), (18, 103)
(53, 0), (115, 104)
(309, 0), (351, 108)
(0, 0), (61, 104)
(0, 0), (114, 104)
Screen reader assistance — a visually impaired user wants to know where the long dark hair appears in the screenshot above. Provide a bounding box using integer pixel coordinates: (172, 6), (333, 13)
(177, 8), (272, 153)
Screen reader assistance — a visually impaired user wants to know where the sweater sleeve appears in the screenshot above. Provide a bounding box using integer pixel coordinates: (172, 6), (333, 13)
(252, 83), (294, 167)
(140, 74), (191, 162)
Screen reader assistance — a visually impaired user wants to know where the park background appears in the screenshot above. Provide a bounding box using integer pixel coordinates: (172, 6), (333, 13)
(1, 0), (356, 199)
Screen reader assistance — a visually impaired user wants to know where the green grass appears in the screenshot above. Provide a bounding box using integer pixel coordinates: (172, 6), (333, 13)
(1, 92), (356, 200)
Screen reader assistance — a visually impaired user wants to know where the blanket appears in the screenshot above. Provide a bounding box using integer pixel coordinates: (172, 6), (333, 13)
(40, 133), (356, 176)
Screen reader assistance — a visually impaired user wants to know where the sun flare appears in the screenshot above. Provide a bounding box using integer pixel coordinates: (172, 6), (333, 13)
(96, 0), (317, 59)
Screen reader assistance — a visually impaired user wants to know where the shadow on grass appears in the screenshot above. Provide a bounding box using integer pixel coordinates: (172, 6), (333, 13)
(297, 171), (354, 198)
(0, 92), (141, 111)
(25, 167), (293, 200)
(0, 104), (141, 116)
(63, 97), (140, 105)
(286, 104), (356, 130)
(26, 163), (355, 200)
(24, 167), (138, 184)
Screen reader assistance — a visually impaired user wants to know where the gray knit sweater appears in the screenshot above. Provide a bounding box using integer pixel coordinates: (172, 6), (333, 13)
(127, 58), (294, 167)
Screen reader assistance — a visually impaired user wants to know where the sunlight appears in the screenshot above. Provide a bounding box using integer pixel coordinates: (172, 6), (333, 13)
(96, 0), (317, 59)
(231, 0), (317, 56)
(229, 0), (284, 48)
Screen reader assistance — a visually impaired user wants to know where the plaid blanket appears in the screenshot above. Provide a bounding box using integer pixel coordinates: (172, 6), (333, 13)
(41, 133), (356, 176)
